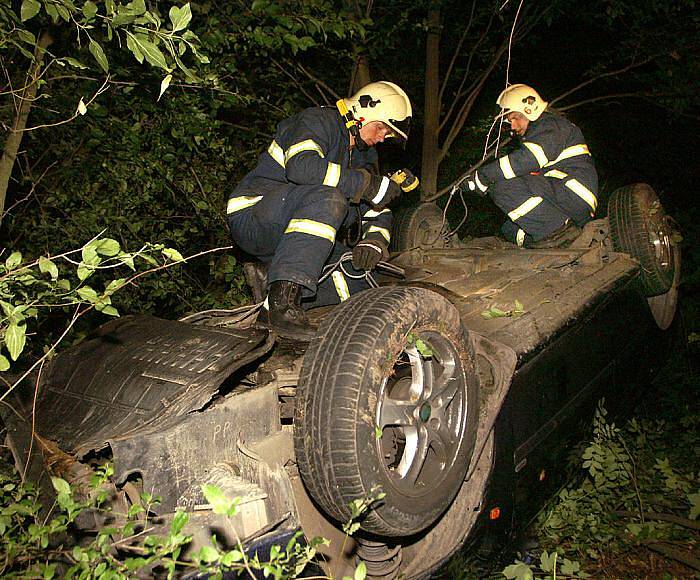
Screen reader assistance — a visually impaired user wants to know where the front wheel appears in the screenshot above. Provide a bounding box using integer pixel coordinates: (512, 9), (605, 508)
(294, 287), (479, 537)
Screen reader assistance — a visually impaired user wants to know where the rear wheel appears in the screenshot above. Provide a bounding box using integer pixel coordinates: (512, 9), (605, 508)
(391, 203), (452, 252)
(294, 287), (479, 537)
(608, 183), (679, 296)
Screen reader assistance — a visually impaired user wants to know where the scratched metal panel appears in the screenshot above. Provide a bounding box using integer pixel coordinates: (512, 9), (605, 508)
(110, 383), (280, 512)
(34, 315), (273, 456)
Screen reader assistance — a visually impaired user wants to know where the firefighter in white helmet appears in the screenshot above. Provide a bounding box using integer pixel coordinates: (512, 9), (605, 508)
(464, 83), (598, 247)
(227, 81), (414, 339)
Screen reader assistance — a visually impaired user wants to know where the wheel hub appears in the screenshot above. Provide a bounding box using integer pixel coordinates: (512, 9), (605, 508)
(375, 334), (468, 496)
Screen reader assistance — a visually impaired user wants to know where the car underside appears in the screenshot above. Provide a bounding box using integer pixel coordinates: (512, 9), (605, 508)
(1, 183), (681, 579)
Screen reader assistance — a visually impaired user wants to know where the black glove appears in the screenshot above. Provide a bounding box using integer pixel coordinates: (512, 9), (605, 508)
(356, 170), (402, 208)
(352, 234), (389, 271)
(461, 171), (489, 196)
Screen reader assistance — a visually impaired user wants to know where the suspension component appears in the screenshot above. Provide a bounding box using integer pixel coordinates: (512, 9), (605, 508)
(356, 538), (402, 579)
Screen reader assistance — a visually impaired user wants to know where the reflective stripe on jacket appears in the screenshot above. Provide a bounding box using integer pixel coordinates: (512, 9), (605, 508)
(478, 112), (598, 212)
(233, 107), (374, 201)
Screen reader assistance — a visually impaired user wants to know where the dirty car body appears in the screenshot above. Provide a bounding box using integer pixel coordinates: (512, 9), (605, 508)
(3, 187), (680, 578)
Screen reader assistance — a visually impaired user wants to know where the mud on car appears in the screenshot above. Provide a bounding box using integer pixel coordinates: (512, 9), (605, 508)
(2, 183), (681, 578)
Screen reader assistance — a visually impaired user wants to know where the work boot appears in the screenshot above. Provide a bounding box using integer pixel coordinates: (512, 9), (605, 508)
(257, 280), (315, 341)
(243, 261), (268, 304)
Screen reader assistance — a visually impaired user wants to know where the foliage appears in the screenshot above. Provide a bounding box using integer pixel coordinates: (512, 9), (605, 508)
(514, 399), (699, 577)
(0, 0), (205, 79)
(0, 235), (187, 378)
(481, 300), (525, 319)
(0, 462), (377, 578)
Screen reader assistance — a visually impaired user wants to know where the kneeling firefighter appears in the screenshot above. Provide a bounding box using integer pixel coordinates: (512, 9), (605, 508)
(463, 84), (598, 247)
(227, 81), (415, 339)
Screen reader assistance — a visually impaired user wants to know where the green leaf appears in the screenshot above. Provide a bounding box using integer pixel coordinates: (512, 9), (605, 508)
(481, 306), (508, 319)
(81, 243), (98, 264)
(414, 338), (433, 357)
(105, 278), (126, 294)
(82, 1), (98, 19)
(119, 253), (136, 270)
(55, 3), (69, 21)
(51, 477), (71, 496)
(220, 549), (243, 566)
(89, 39), (109, 73)
(131, 35), (168, 70)
(502, 562), (534, 580)
(125, 0), (146, 16)
(21, 0), (41, 21)
(77, 263), (95, 281)
(5, 252), (22, 270)
(0, 354), (10, 372)
(354, 561), (367, 580)
(5, 323), (26, 361)
(38, 256), (59, 280)
(100, 305), (119, 316)
(77, 286), (99, 303)
(62, 57), (88, 69)
(44, 2), (58, 21)
(196, 545), (219, 563)
(162, 247), (184, 262)
(126, 33), (144, 64)
(96, 238), (120, 256)
(171, 510), (188, 535)
(158, 74), (172, 101)
(202, 484), (238, 516)
(560, 558), (581, 575)
(169, 3), (192, 32)
(17, 29), (36, 44)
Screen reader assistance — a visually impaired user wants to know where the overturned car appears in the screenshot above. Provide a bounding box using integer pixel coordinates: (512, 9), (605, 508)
(2, 183), (681, 578)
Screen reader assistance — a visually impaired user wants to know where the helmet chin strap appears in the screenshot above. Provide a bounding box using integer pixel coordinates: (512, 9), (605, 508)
(336, 99), (369, 151)
(354, 132), (369, 152)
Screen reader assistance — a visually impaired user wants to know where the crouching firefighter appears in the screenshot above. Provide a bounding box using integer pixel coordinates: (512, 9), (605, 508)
(462, 83), (598, 247)
(226, 81), (414, 339)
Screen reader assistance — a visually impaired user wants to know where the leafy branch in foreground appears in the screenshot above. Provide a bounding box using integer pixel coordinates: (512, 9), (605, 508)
(0, 234), (231, 396)
(0, 464), (378, 579)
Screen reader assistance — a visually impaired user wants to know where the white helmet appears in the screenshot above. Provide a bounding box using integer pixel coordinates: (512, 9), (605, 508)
(344, 81), (412, 142)
(496, 83), (548, 121)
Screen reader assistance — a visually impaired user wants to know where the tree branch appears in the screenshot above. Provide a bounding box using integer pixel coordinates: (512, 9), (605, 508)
(270, 58), (320, 106)
(549, 57), (655, 107)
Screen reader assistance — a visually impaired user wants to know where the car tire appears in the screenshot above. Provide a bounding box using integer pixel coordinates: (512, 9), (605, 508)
(608, 183), (679, 296)
(294, 286), (479, 537)
(390, 203), (450, 252)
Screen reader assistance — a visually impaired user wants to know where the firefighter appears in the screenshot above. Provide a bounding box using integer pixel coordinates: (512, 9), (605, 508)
(227, 81), (413, 339)
(464, 84), (598, 247)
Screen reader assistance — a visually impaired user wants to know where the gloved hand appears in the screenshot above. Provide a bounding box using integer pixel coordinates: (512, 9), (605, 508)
(352, 233), (389, 271)
(356, 170), (402, 208)
(462, 171), (489, 196)
(389, 168), (420, 192)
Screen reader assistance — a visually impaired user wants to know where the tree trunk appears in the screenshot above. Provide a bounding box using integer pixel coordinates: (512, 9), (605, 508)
(420, 5), (441, 199)
(349, 52), (372, 94)
(0, 30), (53, 222)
